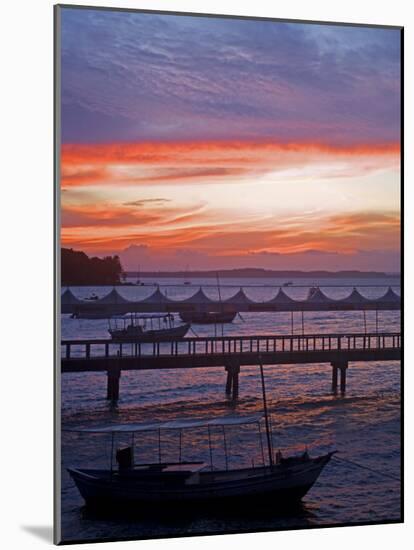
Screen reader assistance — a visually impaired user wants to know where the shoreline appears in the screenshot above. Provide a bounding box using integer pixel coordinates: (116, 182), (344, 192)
(62, 272), (401, 287)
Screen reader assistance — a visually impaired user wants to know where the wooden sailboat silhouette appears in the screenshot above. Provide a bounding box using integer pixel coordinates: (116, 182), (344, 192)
(67, 362), (334, 510)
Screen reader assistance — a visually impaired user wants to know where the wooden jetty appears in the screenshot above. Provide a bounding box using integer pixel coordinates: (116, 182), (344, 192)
(61, 331), (401, 401)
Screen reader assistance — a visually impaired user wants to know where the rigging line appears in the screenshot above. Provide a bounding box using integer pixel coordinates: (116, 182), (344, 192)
(189, 326), (199, 337)
(332, 455), (400, 482)
(216, 271), (224, 338)
(259, 359), (274, 468)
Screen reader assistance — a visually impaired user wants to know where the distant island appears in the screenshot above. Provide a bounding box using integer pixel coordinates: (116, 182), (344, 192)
(62, 248), (123, 285)
(61, 248), (400, 285)
(124, 268), (400, 279)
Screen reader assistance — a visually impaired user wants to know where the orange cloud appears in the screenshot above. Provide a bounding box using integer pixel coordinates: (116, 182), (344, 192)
(61, 207), (400, 257)
(62, 140), (400, 164)
(60, 197), (214, 249)
(60, 140), (400, 188)
(60, 140), (400, 260)
(61, 204), (161, 228)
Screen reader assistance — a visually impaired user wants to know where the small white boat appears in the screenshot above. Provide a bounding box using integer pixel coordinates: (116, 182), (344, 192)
(84, 293), (99, 301)
(108, 313), (190, 342)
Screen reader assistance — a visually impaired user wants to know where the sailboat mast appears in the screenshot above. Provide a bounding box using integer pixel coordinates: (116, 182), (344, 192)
(216, 272), (224, 337)
(259, 360), (274, 467)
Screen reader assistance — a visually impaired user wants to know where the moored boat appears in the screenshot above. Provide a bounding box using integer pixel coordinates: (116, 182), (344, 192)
(67, 414), (334, 509)
(108, 313), (190, 342)
(67, 364), (335, 512)
(179, 311), (237, 324)
(68, 452), (334, 509)
(84, 293), (99, 300)
(68, 364), (335, 512)
(71, 311), (117, 320)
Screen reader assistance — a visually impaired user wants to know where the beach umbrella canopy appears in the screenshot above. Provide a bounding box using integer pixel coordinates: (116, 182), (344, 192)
(224, 288), (254, 305)
(61, 288), (83, 305)
(178, 288), (215, 305)
(338, 288), (369, 304)
(374, 287), (401, 304)
(306, 287), (335, 303)
(266, 288), (297, 304)
(96, 288), (131, 304)
(140, 287), (173, 304)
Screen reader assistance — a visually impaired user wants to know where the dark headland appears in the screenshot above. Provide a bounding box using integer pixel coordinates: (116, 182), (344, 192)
(61, 248), (399, 286)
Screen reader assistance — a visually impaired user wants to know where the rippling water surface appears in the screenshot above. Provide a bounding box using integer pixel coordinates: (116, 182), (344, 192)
(60, 277), (401, 542)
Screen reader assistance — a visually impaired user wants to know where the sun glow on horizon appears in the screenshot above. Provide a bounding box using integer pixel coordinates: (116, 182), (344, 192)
(60, 140), (400, 270)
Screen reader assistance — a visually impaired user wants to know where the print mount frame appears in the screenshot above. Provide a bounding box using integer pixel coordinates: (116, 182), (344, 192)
(54, 3), (403, 545)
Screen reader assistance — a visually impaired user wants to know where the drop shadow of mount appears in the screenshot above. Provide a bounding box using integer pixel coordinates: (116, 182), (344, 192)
(21, 525), (53, 543)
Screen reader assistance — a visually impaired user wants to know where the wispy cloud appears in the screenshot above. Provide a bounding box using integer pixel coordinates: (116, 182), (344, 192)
(61, 203), (400, 259)
(123, 198), (171, 207)
(61, 140), (399, 188)
(61, 8), (400, 145)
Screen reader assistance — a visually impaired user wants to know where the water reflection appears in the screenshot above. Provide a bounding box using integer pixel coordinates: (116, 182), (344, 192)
(60, 277), (401, 542)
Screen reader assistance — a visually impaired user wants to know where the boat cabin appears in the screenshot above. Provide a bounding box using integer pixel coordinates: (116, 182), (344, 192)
(109, 313), (176, 333)
(68, 414), (267, 475)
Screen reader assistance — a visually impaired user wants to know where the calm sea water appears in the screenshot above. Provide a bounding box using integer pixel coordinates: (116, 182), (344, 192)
(60, 276), (401, 542)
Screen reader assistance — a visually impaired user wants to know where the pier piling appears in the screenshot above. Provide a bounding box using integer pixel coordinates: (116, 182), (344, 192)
(107, 362), (121, 403)
(331, 364), (339, 393)
(232, 368), (239, 400)
(331, 360), (348, 394)
(225, 369), (232, 395)
(225, 362), (240, 400)
(340, 364), (348, 394)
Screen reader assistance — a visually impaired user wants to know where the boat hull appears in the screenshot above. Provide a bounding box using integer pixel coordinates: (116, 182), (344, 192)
(68, 453), (333, 510)
(109, 323), (190, 342)
(71, 311), (119, 319)
(179, 311), (237, 324)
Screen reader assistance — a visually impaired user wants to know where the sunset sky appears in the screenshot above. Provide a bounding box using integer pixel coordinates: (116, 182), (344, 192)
(60, 8), (401, 271)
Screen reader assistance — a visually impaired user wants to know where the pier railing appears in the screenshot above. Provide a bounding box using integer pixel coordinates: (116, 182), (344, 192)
(61, 331), (401, 361)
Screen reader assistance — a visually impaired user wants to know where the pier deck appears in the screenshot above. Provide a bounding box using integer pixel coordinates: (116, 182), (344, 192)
(61, 332), (401, 400)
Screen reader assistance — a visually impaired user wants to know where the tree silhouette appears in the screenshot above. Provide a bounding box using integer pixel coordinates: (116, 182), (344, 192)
(61, 248), (123, 285)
